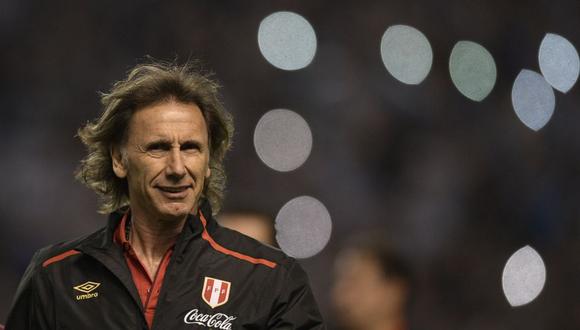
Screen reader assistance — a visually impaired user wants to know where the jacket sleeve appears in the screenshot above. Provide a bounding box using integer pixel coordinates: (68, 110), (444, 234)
(267, 260), (326, 329)
(5, 250), (55, 330)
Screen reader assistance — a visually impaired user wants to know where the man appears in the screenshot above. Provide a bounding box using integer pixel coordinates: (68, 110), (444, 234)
(332, 234), (412, 330)
(6, 60), (325, 329)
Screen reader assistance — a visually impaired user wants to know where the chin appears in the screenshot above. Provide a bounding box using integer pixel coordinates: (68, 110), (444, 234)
(158, 203), (192, 220)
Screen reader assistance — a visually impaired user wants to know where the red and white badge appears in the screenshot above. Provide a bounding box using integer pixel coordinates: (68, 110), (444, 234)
(202, 277), (231, 308)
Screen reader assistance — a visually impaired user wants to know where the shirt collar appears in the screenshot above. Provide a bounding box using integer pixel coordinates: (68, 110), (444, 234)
(82, 200), (215, 252)
(112, 203), (213, 246)
(113, 211), (132, 251)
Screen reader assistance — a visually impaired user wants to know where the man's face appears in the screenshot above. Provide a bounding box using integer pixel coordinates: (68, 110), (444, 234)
(112, 100), (211, 221)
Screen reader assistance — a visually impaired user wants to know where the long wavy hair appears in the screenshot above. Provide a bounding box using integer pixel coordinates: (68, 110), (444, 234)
(75, 59), (233, 215)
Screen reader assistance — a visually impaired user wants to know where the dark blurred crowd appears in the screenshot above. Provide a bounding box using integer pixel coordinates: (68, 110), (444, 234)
(2, 0), (580, 328)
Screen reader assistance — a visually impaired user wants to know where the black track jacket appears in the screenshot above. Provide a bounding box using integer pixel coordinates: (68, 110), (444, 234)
(6, 203), (325, 329)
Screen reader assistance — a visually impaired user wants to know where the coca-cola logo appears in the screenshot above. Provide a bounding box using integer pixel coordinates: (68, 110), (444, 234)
(183, 308), (237, 329)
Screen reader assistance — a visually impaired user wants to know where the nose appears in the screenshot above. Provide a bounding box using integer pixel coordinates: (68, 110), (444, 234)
(166, 147), (186, 180)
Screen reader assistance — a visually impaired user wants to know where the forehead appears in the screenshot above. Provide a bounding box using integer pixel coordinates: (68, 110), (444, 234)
(127, 101), (208, 142)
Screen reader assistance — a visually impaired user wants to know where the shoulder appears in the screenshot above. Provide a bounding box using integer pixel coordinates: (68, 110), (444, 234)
(31, 227), (106, 270)
(10, 231), (99, 301)
(208, 224), (298, 272)
(207, 226), (315, 303)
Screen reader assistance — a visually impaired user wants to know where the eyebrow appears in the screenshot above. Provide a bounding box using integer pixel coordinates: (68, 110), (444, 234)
(144, 139), (203, 148)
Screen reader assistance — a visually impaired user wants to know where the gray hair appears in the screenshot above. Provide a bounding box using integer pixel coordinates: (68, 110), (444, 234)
(75, 59), (233, 215)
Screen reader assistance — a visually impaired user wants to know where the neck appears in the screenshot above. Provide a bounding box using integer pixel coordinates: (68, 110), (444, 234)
(128, 209), (187, 277)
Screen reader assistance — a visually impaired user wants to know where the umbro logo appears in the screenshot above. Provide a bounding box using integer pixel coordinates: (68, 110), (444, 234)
(74, 281), (100, 293)
(73, 281), (100, 300)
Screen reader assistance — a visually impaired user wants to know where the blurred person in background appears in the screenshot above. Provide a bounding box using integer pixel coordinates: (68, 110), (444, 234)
(332, 234), (412, 330)
(218, 210), (278, 247)
(6, 59), (324, 329)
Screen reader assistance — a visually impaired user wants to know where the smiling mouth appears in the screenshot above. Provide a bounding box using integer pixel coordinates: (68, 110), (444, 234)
(158, 186), (190, 192)
(156, 185), (191, 199)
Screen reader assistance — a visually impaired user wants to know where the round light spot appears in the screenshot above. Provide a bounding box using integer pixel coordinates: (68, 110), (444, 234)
(380, 25), (433, 85)
(449, 41), (497, 101)
(253, 109), (312, 172)
(502, 245), (546, 307)
(275, 196), (332, 259)
(257, 11), (317, 71)
(511, 69), (555, 131)
(539, 33), (580, 93)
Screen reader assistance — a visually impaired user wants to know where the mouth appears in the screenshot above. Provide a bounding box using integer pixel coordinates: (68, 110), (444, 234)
(156, 185), (192, 199)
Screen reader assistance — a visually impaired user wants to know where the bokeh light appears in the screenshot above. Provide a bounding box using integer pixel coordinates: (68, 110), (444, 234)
(502, 245), (546, 307)
(253, 109), (313, 172)
(257, 11), (317, 71)
(380, 24), (433, 85)
(538, 33), (579, 93)
(511, 69), (555, 131)
(449, 41), (497, 101)
(275, 196), (332, 259)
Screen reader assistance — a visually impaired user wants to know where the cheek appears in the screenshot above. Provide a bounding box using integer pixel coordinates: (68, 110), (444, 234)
(201, 155), (211, 176)
(186, 156), (211, 177)
(128, 159), (162, 186)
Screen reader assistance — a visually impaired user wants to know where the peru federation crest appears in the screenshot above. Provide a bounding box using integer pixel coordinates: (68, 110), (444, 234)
(202, 277), (231, 308)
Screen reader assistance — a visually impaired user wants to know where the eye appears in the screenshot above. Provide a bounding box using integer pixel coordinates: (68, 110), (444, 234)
(146, 142), (171, 155)
(181, 142), (201, 152)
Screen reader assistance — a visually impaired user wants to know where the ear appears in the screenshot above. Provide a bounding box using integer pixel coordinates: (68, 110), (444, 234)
(111, 145), (128, 179)
(205, 166), (211, 179)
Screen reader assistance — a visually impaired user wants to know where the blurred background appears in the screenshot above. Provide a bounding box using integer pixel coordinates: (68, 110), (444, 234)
(1, 0), (580, 328)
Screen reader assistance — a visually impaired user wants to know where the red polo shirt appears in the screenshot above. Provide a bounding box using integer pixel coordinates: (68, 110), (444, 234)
(114, 213), (174, 329)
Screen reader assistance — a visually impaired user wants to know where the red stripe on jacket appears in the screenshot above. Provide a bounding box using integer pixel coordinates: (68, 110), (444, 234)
(42, 250), (81, 267)
(199, 213), (277, 269)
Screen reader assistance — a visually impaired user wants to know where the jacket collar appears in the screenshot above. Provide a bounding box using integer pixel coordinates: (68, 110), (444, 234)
(80, 199), (216, 252)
